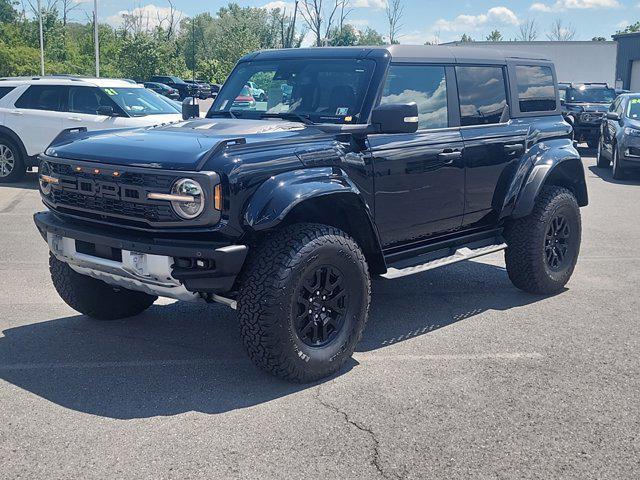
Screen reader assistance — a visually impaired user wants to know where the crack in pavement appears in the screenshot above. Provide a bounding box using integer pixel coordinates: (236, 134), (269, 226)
(314, 385), (403, 480)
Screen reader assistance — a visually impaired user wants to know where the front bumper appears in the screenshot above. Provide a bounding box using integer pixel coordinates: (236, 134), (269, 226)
(573, 123), (601, 139)
(619, 137), (640, 168)
(34, 211), (248, 299)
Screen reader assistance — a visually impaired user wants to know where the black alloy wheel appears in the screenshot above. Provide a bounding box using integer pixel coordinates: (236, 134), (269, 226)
(545, 215), (571, 271)
(295, 265), (348, 348)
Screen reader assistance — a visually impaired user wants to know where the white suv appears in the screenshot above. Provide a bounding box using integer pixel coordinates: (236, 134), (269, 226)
(0, 76), (182, 182)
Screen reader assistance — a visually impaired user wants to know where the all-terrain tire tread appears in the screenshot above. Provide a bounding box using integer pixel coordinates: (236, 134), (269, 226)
(237, 223), (370, 383)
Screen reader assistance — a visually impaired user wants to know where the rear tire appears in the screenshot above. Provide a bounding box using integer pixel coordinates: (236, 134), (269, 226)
(596, 136), (610, 168)
(49, 255), (157, 320)
(0, 137), (25, 183)
(612, 147), (626, 180)
(237, 223), (371, 383)
(504, 186), (581, 295)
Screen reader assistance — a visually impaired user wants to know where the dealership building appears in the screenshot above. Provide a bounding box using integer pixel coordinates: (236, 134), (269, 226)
(445, 39), (640, 91)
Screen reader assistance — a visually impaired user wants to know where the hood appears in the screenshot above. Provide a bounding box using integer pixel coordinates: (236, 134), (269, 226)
(46, 118), (320, 171)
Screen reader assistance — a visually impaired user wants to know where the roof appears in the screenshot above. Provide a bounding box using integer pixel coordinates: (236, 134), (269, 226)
(243, 45), (551, 64)
(0, 76), (143, 88)
(612, 31), (640, 40)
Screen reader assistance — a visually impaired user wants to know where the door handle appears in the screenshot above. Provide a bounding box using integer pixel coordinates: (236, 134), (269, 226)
(67, 116), (82, 121)
(437, 149), (463, 164)
(10, 110), (23, 115)
(504, 143), (525, 155)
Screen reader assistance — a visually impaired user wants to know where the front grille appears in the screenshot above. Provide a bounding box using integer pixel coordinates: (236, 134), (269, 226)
(45, 160), (182, 226)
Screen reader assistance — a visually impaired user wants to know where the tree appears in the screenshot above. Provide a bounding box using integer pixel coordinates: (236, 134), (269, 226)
(358, 27), (385, 46)
(486, 30), (503, 42)
(591, 36), (606, 41)
(0, 0), (17, 23)
(299, 0), (349, 47)
(517, 19), (538, 41)
(546, 19), (575, 41)
(616, 22), (640, 35)
(385, 0), (403, 44)
(460, 33), (473, 43)
(328, 23), (359, 46)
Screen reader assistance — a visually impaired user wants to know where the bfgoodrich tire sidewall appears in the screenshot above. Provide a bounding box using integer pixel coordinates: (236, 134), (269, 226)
(281, 243), (369, 376)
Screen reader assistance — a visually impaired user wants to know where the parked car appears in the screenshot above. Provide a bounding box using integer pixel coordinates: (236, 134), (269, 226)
(597, 93), (640, 179)
(144, 82), (180, 100)
(231, 85), (256, 109)
(210, 83), (222, 99)
(184, 80), (211, 99)
(34, 46), (587, 383)
(149, 76), (197, 100)
(0, 76), (181, 182)
(247, 81), (267, 101)
(561, 82), (616, 148)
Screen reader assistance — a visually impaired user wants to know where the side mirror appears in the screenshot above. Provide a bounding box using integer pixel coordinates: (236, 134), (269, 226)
(96, 105), (115, 116)
(182, 97), (199, 120)
(371, 103), (419, 134)
(606, 112), (621, 121)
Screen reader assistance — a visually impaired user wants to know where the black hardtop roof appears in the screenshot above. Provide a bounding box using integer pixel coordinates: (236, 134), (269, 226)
(241, 45), (551, 64)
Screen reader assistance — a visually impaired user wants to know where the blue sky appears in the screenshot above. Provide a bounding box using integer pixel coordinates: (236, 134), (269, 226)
(74, 0), (638, 43)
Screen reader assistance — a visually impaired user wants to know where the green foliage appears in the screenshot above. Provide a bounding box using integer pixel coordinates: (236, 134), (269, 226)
(460, 33), (474, 43)
(328, 24), (386, 47)
(616, 22), (640, 35)
(486, 30), (503, 42)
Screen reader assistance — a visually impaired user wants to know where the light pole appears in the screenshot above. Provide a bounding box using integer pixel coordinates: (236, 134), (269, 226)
(37, 0), (45, 75)
(94, 0), (100, 77)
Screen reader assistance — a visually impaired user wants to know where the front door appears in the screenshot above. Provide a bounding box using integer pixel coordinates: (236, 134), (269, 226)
(368, 64), (464, 247)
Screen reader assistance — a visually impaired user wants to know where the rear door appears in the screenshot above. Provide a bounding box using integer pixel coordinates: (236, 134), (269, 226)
(456, 65), (527, 228)
(11, 85), (68, 156)
(369, 64), (465, 247)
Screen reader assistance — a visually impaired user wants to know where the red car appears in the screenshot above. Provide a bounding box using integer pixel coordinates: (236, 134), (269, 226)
(232, 86), (256, 109)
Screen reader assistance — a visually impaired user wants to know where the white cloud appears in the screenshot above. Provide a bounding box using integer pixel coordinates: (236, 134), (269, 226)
(434, 6), (520, 32)
(531, 0), (620, 12)
(262, 1), (296, 11)
(107, 4), (186, 29)
(352, 0), (387, 9)
(348, 19), (370, 27)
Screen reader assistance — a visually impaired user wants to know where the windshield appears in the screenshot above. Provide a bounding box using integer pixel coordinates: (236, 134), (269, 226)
(101, 88), (180, 117)
(627, 97), (640, 119)
(209, 58), (376, 124)
(566, 87), (616, 104)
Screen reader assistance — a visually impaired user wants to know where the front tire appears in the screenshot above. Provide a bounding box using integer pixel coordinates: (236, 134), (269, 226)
(0, 137), (25, 183)
(237, 224), (371, 383)
(612, 147), (626, 180)
(596, 136), (610, 168)
(504, 186), (581, 295)
(50, 255), (157, 320)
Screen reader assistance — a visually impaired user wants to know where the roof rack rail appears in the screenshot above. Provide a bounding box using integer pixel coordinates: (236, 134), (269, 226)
(570, 82), (610, 88)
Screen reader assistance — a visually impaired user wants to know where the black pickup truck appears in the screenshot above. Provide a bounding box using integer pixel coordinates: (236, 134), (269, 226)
(35, 46), (588, 382)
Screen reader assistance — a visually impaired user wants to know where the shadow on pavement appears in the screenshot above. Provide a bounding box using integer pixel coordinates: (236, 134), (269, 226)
(0, 261), (547, 419)
(587, 164), (640, 185)
(0, 171), (39, 190)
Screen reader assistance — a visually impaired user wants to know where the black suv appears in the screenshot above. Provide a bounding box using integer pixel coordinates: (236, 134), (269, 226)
(34, 46), (587, 382)
(149, 76), (197, 100)
(560, 82), (616, 148)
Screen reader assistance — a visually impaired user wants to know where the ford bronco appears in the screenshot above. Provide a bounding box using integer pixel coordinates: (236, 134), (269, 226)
(34, 46), (588, 382)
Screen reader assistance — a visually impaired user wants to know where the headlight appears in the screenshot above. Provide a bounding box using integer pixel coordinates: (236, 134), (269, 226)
(38, 161), (54, 196)
(624, 127), (640, 137)
(170, 178), (205, 219)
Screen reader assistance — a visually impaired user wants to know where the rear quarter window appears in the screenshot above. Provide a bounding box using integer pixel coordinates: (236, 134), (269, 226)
(515, 65), (557, 113)
(456, 66), (508, 126)
(0, 87), (15, 100)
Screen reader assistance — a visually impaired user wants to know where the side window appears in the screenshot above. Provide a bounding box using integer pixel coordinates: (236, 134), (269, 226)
(380, 64), (448, 130)
(456, 66), (508, 127)
(515, 65), (556, 113)
(0, 87), (15, 100)
(68, 87), (116, 115)
(15, 85), (66, 111)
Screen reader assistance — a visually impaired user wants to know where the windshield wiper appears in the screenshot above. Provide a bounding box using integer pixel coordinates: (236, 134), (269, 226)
(260, 112), (314, 125)
(208, 110), (238, 119)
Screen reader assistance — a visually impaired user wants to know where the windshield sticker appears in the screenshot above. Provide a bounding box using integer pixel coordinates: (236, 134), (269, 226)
(336, 107), (349, 116)
(104, 88), (118, 96)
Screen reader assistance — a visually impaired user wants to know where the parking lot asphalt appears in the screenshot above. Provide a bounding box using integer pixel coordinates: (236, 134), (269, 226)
(0, 147), (639, 479)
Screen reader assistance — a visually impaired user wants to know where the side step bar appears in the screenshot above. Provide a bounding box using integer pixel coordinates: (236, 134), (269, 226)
(381, 242), (507, 280)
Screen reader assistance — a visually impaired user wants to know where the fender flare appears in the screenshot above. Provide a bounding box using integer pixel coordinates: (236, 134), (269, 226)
(244, 167), (387, 273)
(511, 138), (588, 219)
(0, 125), (28, 161)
